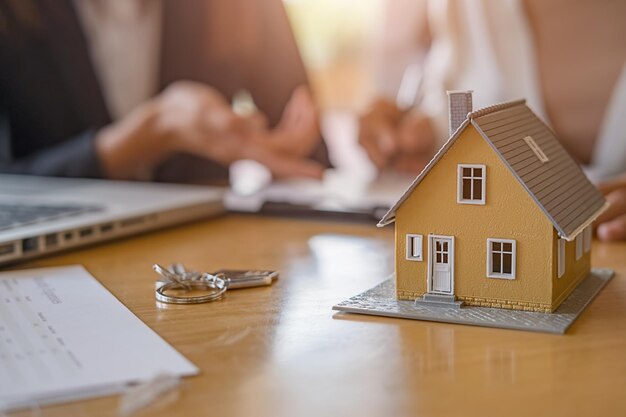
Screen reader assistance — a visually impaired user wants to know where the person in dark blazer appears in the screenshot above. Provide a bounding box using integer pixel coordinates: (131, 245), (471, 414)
(0, 0), (329, 183)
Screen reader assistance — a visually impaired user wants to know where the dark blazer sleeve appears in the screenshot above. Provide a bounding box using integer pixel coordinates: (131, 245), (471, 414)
(0, 113), (103, 178)
(0, 0), (111, 179)
(0, 106), (102, 178)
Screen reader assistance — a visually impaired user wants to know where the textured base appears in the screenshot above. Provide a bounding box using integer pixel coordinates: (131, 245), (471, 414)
(333, 268), (614, 334)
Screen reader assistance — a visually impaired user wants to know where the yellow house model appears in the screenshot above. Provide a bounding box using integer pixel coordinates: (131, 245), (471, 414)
(378, 91), (608, 313)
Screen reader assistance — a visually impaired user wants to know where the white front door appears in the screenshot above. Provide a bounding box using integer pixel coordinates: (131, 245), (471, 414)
(429, 236), (454, 294)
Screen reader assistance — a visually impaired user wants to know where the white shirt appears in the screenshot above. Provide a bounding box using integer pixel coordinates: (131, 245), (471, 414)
(73, 0), (163, 120)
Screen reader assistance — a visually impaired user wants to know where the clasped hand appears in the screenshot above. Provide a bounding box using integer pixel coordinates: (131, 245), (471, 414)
(96, 82), (324, 180)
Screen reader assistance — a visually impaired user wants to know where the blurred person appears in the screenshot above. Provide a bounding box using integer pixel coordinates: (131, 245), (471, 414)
(359, 0), (626, 240)
(0, 0), (329, 183)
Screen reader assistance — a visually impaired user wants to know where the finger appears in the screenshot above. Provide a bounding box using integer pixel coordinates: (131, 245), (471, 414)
(358, 128), (390, 169)
(265, 126), (321, 157)
(244, 144), (324, 179)
(377, 125), (398, 157)
(244, 111), (269, 132)
(168, 81), (230, 107)
(209, 110), (263, 140)
(596, 173), (626, 194)
(597, 213), (626, 241)
(398, 115), (436, 154)
(366, 98), (403, 123)
(182, 130), (244, 165)
(595, 187), (626, 224)
(275, 98), (317, 141)
(278, 88), (317, 139)
(277, 85), (311, 129)
(263, 88), (320, 157)
(358, 116), (399, 157)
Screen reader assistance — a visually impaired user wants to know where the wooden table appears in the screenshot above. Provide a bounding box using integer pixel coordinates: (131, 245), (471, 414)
(10, 215), (626, 417)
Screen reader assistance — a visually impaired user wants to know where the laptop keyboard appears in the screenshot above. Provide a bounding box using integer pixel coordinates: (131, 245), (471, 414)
(0, 204), (102, 231)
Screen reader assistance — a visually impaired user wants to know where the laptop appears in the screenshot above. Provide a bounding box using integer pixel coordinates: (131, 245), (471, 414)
(0, 174), (224, 266)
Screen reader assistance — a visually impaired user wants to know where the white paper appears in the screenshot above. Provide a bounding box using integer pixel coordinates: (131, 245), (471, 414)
(0, 265), (198, 411)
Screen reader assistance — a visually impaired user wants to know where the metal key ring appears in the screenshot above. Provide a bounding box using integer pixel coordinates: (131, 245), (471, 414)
(155, 279), (228, 304)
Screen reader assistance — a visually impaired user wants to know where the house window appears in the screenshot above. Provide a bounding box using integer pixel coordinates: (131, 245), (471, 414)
(583, 226), (592, 253)
(558, 239), (565, 278)
(575, 233), (583, 261)
(487, 238), (516, 279)
(457, 164), (486, 205)
(406, 234), (423, 261)
(523, 136), (549, 163)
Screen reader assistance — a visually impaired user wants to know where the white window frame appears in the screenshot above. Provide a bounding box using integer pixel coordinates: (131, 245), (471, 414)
(457, 164), (486, 205)
(405, 234), (423, 261)
(583, 226), (592, 253)
(575, 233), (583, 261)
(486, 238), (516, 280)
(523, 136), (549, 163)
(558, 238), (566, 278)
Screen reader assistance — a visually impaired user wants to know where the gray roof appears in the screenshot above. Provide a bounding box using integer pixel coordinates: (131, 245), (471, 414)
(378, 100), (608, 241)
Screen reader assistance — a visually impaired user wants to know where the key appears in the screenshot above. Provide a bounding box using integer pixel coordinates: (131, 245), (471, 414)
(213, 270), (279, 289)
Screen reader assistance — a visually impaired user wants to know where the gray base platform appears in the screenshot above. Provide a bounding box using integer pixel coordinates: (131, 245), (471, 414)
(332, 268), (614, 334)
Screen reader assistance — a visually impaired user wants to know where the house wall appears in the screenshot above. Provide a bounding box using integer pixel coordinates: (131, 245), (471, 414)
(551, 229), (591, 309)
(394, 125), (555, 312)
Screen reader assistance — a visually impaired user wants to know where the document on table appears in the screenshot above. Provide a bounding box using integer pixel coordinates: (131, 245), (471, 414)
(0, 265), (198, 411)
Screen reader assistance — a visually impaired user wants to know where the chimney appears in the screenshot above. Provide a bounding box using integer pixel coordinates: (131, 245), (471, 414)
(447, 90), (473, 136)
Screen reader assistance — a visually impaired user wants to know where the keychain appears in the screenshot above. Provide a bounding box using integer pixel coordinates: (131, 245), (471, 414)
(153, 263), (278, 304)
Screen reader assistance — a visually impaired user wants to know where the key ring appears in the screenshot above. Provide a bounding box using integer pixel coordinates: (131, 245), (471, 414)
(155, 277), (228, 304)
(153, 263), (278, 304)
(153, 264), (228, 304)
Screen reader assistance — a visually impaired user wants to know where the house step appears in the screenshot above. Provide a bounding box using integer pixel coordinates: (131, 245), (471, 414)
(415, 293), (465, 309)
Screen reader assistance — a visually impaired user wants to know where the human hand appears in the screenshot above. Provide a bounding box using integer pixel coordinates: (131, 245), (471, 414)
(358, 98), (436, 174)
(595, 173), (626, 241)
(253, 85), (321, 158)
(358, 98), (403, 169)
(95, 81), (323, 180)
(391, 112), (437, 173)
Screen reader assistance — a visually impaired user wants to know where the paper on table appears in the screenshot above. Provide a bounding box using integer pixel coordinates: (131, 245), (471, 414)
(0, 265), (198, 411)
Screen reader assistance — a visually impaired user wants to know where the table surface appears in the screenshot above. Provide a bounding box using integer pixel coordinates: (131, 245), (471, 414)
(9, 215), (626, 417)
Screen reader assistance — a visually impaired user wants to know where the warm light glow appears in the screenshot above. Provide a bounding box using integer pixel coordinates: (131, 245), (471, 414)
(284, 0), (384, 110)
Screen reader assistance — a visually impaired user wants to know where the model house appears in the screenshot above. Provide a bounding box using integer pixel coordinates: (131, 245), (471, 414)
(378, 91), (608, 313)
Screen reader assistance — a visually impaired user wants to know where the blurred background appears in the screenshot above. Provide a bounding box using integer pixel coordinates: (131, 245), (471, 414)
(284, 0), (422, 174)
(285, 0), (420, 113)
(284, 0), (382, 112)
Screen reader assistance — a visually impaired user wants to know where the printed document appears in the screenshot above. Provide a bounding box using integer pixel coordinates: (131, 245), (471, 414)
(0, 265), (198, 411)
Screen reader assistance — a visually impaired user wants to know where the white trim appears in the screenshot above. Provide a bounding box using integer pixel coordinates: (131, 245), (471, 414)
(457, 164), (486, 205)
(486, 238), (517, 279)
(575, 233), (583, 261)
(583, 226), (592, 253)
(427, 234), (455, 295)
(405, 234), (423, 261)
(523, 135), (549, 163)
(558, 239), (566, 278)
(427, 236), (432, 292)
